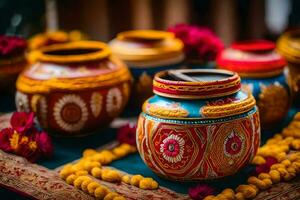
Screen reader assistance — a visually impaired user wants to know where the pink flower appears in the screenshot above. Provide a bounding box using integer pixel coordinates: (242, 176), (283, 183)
(254, 157), (278, 175)
(0, 35), (27, 56)
(168, 24), (224, 62)
(35, 131), (53, 158)
(10, 112), (34, 134)
(0, 128), (14, 152)
(163, 139), (180, 157)
(188, 184), (216, 200)
(117, 123), (137, 146)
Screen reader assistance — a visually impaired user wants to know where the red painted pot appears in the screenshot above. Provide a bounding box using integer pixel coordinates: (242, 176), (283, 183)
(16, 41), (132, 136)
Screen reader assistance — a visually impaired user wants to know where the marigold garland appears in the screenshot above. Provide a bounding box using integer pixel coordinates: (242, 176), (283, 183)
(200, 112), (300, 200)
(60, 124), (159, 199)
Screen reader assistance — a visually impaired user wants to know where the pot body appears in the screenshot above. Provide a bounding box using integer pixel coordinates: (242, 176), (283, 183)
(136, 69), (260, 181)
(240, 72), (291, 126)
(137, 99), (260, 181)
(16, 41), (131, 136)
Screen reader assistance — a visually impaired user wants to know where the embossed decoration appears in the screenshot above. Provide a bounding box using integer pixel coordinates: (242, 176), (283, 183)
(15, 91), (30, 112)
(258, 82), (289, 125)
(90, 92), (102, 118)
(53, 94), (88, 132)
(106, 87), (123, 117)
(160, 134), (185, 163)
(137, 111), (260, 180)
(146, 102), (189, 118)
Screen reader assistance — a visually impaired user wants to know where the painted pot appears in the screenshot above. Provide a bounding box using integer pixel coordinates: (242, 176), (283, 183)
(277, 30), (300, 103)
(109, 30), (184, 113)
(16, 41), (131, 136)
(136, 69), (260, 181)
(0, 36), (27, 92)
(217, 40), (291, 127)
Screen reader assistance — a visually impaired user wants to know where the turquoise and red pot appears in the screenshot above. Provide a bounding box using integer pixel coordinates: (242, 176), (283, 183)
(136, 69), (260, 181)
(217, 40), (291, 127)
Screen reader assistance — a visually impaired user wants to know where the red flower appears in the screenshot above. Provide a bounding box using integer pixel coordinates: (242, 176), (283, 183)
(254, 157), (278, 175)
(35, 131), (53, 158)
(116, 123), (137, 146)
(0, 128), (14, 152)
(0, 35), (27, 56)
(188, 184), (216, 200)
(10, 112), (34, 134)
(168, 24), (224, 62)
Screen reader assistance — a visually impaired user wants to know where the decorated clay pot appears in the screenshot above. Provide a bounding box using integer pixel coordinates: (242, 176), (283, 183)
(16, 41), (131, 136)
(277, 30), (300, 103)
(109, 30), (184, 113)
(136, 69), (260, 181)
(0, 35), (27, 92)
(217, 40), (291, 127)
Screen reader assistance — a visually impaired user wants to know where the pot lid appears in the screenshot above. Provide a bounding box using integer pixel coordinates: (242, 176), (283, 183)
(277, 30), (300, 64)
(217, 40), (286, 74)
(17, 41), (131, 94)
(109, 30), (184, 62)
(144, 69), (256, 119)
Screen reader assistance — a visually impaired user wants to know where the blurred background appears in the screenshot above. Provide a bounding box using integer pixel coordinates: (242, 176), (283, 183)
(0, 0), (299, 45)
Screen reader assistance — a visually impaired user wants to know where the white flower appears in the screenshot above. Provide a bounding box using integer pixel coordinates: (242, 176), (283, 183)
(106, 87), (123, 117)
(15, 91), (30, 112)
(53, 94), (88, 132)
(90, 92), (102, 118)
(160, 134), (185, 163)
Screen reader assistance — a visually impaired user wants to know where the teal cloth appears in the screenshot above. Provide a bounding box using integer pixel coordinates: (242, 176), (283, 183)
(0, 91), (298, 196)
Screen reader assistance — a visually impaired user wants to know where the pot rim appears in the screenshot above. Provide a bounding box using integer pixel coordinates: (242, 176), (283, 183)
(30, 41), (111, 64)
(277, 29), (300, 64)
(153, 69), (241, 99)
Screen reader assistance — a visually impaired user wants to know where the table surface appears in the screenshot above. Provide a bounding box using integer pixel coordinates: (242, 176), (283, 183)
(0, 92), (298, 198)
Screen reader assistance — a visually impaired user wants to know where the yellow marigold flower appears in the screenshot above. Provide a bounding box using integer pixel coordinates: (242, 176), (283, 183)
(221, 188), (235, 199)
(291, 139), (300, 150)
(91, 167), (102, 178)
(269, 170), (281, 183)
(203, 195), (215, 200)
(289, 153), (300, 162)
(275, 152), (287, 162)
(236, 192), (246, 200)
(84, 161), (101, 172)
(87, 181), (101, 195)
(113, 196), (126, 200)
(103, 192), (119, 200)
(81, 179), (93, 192)
(83, 149), (98, 158)
(10, 131), (20, 150)
(258, 173), (271, 180)
(66, 174), (77, 185)
(69, 30), (86, 41)
(60, 167), (75, 180)
(281, 159), (292, 167)
(251, 156), (266, 165)
(236, 184), (257, 199)
(72, 163), (84, 171)
(91, 153), (106, 163)
(101, 169), (121, 182)
(277, 167), (289, 177)
(139, 178), (158, 190)
(74, 176), (91, 189)
(270, 163), (285, 170)
(76, 170), (88, 176)
(247, 177), (272, 190)
(283, 172), (296, 181)
(130, 175), (143, 186)
(112, 147), (127, 158)
(94, 186), (109, 199)
(292, 162), (300, 173)
(121, 175), (131, 184)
